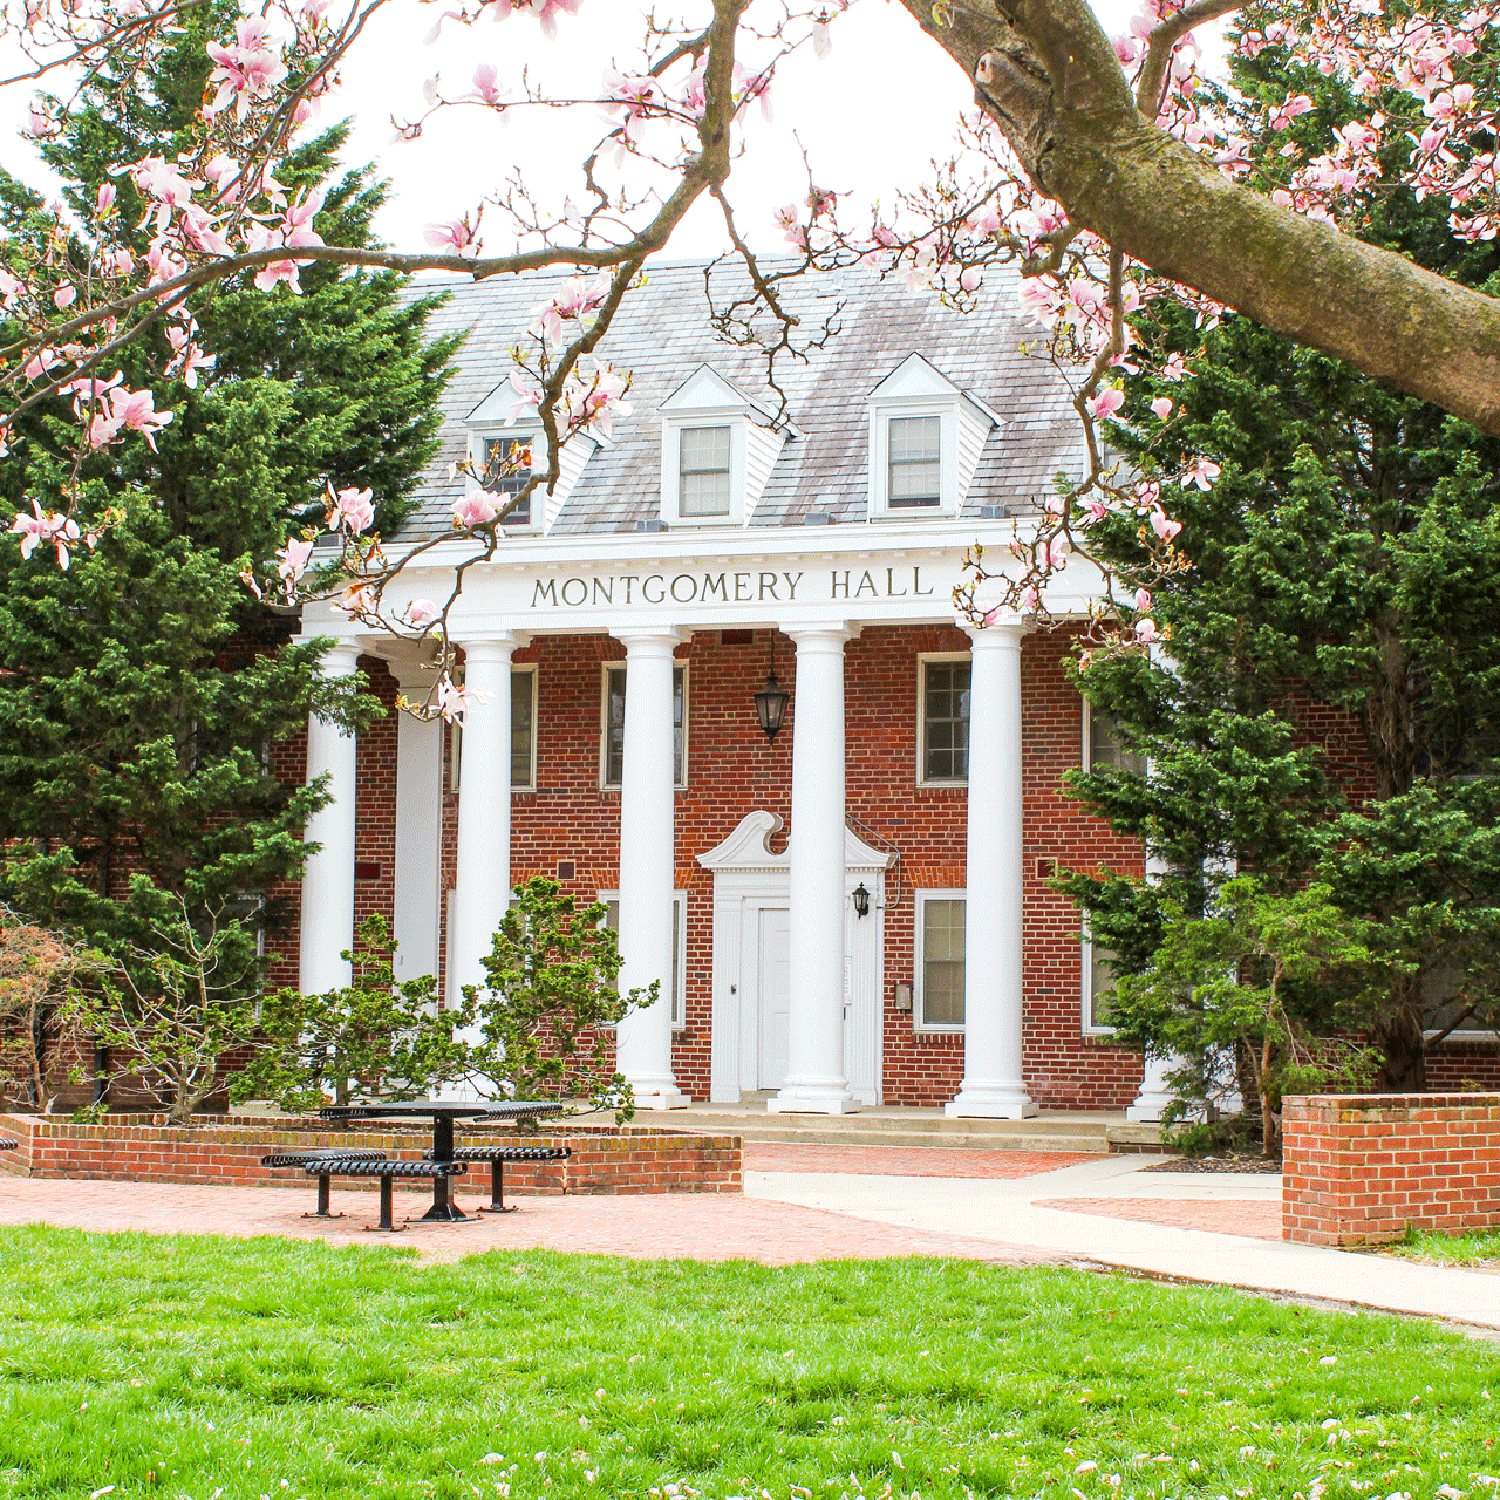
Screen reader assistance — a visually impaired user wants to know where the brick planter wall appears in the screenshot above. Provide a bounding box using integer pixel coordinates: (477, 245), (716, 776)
(1283, 1093), (1500, 1246)
(0, 1113), (741, 1196)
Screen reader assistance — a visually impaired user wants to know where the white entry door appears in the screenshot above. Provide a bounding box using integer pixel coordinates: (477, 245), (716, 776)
(755, 905), (791, 1089)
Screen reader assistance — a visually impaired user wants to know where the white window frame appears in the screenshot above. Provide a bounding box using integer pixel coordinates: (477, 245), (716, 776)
(599, 662), (689, 790)
(598, 889), (687, 1029)
(1082, 697), (1147, 776)
(467, 426), (542, 533)
(510, 664), (538, 791)
(660, 416), (747, 528)
(916, 651), (971, 788)
(867, 401), (959, 520)
(914, 888), (967, 1033)
(1081, 928), (1118, 1036)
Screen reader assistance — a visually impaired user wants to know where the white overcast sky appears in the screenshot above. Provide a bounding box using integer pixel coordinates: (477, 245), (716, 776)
(2, 0), (1145, 259)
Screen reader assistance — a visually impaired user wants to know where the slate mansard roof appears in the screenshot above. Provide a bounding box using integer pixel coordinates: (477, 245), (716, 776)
(392, 257), (1083, 543)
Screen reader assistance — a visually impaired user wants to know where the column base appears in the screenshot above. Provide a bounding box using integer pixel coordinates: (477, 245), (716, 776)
(767, 1084), (861, 1115)
(629, 1082), (691, 1110)
(945, 1086), (1037, 1120)
(1124, 1096), (1172, 1123)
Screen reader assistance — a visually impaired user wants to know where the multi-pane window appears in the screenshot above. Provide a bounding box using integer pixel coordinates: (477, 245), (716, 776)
(480, 434), (532, 525)
(511, 667), (536, 789)
(1084, 699), (1147, 776)
(678, 425), (732, 517)
(602, 665), (687, 787)
(1083, 933), (1118, 1032)
(887, 415), (942, 508)
(918, 894), (966, 1028)
(601, 892), (684, 1026)
(921, 658), (970, 782)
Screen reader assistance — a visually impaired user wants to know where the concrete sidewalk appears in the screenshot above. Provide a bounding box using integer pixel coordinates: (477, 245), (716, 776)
(746, 1151), (1500, 1330)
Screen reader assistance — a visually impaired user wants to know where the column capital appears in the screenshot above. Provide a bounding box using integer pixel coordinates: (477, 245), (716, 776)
(961, 615), (1029, 644)
(784, 622), (857, 647)
(614, 626), (691, 654)
(458, 633), (529, 665)
(296, 638), (362, 676)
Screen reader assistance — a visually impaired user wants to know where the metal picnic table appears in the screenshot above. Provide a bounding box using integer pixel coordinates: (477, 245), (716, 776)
(318, 1100), (564, 1221)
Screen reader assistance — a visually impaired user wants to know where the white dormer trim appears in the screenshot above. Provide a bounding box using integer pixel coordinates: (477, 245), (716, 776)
(658, 365), (794, 530)
(464, 382), (605, 533)
(864, 354), (1001, 522)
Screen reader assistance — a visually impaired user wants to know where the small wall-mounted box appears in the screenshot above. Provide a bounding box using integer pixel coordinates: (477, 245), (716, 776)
(894, 981), (913, 1013)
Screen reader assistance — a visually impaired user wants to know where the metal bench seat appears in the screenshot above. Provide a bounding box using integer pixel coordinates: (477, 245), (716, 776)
(423, 1144), (571, 1213)
(259, 1148), (387, 1169)
(305, 1157), (468, 1233)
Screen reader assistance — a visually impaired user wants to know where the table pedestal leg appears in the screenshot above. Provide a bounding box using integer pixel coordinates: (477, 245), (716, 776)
(419, 1117), (470, 1221)
(478, 1159), (517, 1214)
(302, 1173), (345, 1220)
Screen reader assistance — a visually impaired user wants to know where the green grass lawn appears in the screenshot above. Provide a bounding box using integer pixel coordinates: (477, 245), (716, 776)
(1385, 1223), (1500, 1268)
(2, 1227), (1498, 1500)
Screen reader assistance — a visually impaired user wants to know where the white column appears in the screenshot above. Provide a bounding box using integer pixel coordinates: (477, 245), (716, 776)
(299, 641), (362, 996)
(947, 622), (1038, 1119)
(392, 674), (444, 986)
(450, 636), (521, 1001)
(614, 629), (688, 1108)
(770, 625), (859, 1115)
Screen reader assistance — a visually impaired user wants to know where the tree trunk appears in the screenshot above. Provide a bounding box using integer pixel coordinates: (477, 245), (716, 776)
(1375, 1004), (1427, 1092)
(896, 0), (1500, 434)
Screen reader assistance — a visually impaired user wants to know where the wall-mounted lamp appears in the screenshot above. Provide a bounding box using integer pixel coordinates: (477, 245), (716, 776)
(852, 882), (871, 918)
(754, 636), (790, 742)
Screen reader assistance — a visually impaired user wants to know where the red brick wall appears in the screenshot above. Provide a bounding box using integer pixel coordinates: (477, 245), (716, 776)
(0, 1113), (741, 1195)
(1283, 1093), (1500, 1245)
(266, 626), (1150, 1109)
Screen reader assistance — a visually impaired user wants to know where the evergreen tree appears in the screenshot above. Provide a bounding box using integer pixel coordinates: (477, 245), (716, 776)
(0, 1), (459, 973)
(1065, 22), (1500, 1094)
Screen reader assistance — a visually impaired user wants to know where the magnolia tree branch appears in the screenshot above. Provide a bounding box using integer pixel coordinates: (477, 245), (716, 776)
(901, 0), (1500, 435)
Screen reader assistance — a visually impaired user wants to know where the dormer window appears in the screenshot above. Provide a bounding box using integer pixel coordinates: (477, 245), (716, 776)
(888, 416), (942, 508)
(679, 425), (732, 518)
(659, 365), (796, 528)
(476, 433), (533, 527)
(865, 354), (1000, 521)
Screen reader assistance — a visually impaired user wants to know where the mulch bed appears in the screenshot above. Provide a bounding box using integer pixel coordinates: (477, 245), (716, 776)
(1140, 1154), (1283, 1174)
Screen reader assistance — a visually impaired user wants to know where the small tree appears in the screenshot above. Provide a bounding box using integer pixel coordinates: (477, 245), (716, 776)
(70, 899), (262, 1125)
(469, 878), (656, 1121)
(0, 911), (91, 1114)
(1111, 878), (1386, 1156)
(231, 915), (473, 1114)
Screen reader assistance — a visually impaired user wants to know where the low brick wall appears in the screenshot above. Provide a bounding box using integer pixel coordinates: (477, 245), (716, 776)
(1283, 1093), (1500, 1246)
(0, 1113), (741, 1196)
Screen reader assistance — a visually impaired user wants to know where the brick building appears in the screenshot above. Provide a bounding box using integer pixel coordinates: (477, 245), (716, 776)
(273, 259), (1158, 1116)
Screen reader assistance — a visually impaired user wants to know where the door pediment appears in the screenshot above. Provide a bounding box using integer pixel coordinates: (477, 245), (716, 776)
(696, 810), (894, 875)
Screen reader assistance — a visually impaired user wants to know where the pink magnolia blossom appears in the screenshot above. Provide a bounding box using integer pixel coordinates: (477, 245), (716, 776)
(166, 327), (216, 389)
(452, 491), (500, 528)
(205, 16), (287, 120)
(404, 598), (440, 627)
(470, 62), (506, 106)
(1150, 396), (1174, 420)
(603, 70), (661, 144)
(1150, 508), (1183, 542)
(105, 387), (174, 451)
(1085, 386), (1125, 419)
(277, 537), (315, 585)
(1184, 456), (1222, 491)
(10, 502), (81, 569)
(331, 485), (375, 535)
(95, 183), (116, 214)
(1133, 587), (1154, 611)
(423, 219), (480, 257)
(1134, 617), (1162, 643)
(52, 283), (76, 309)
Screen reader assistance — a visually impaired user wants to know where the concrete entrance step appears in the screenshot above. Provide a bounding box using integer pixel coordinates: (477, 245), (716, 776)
(654, 1104), (1162, 1155)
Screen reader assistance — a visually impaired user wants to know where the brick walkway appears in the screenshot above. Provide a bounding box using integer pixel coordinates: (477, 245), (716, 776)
(744, 1143), (1098, 1177)
(0, 1175), (1052, 1266)
(1035, 1196), (1283, 1241)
